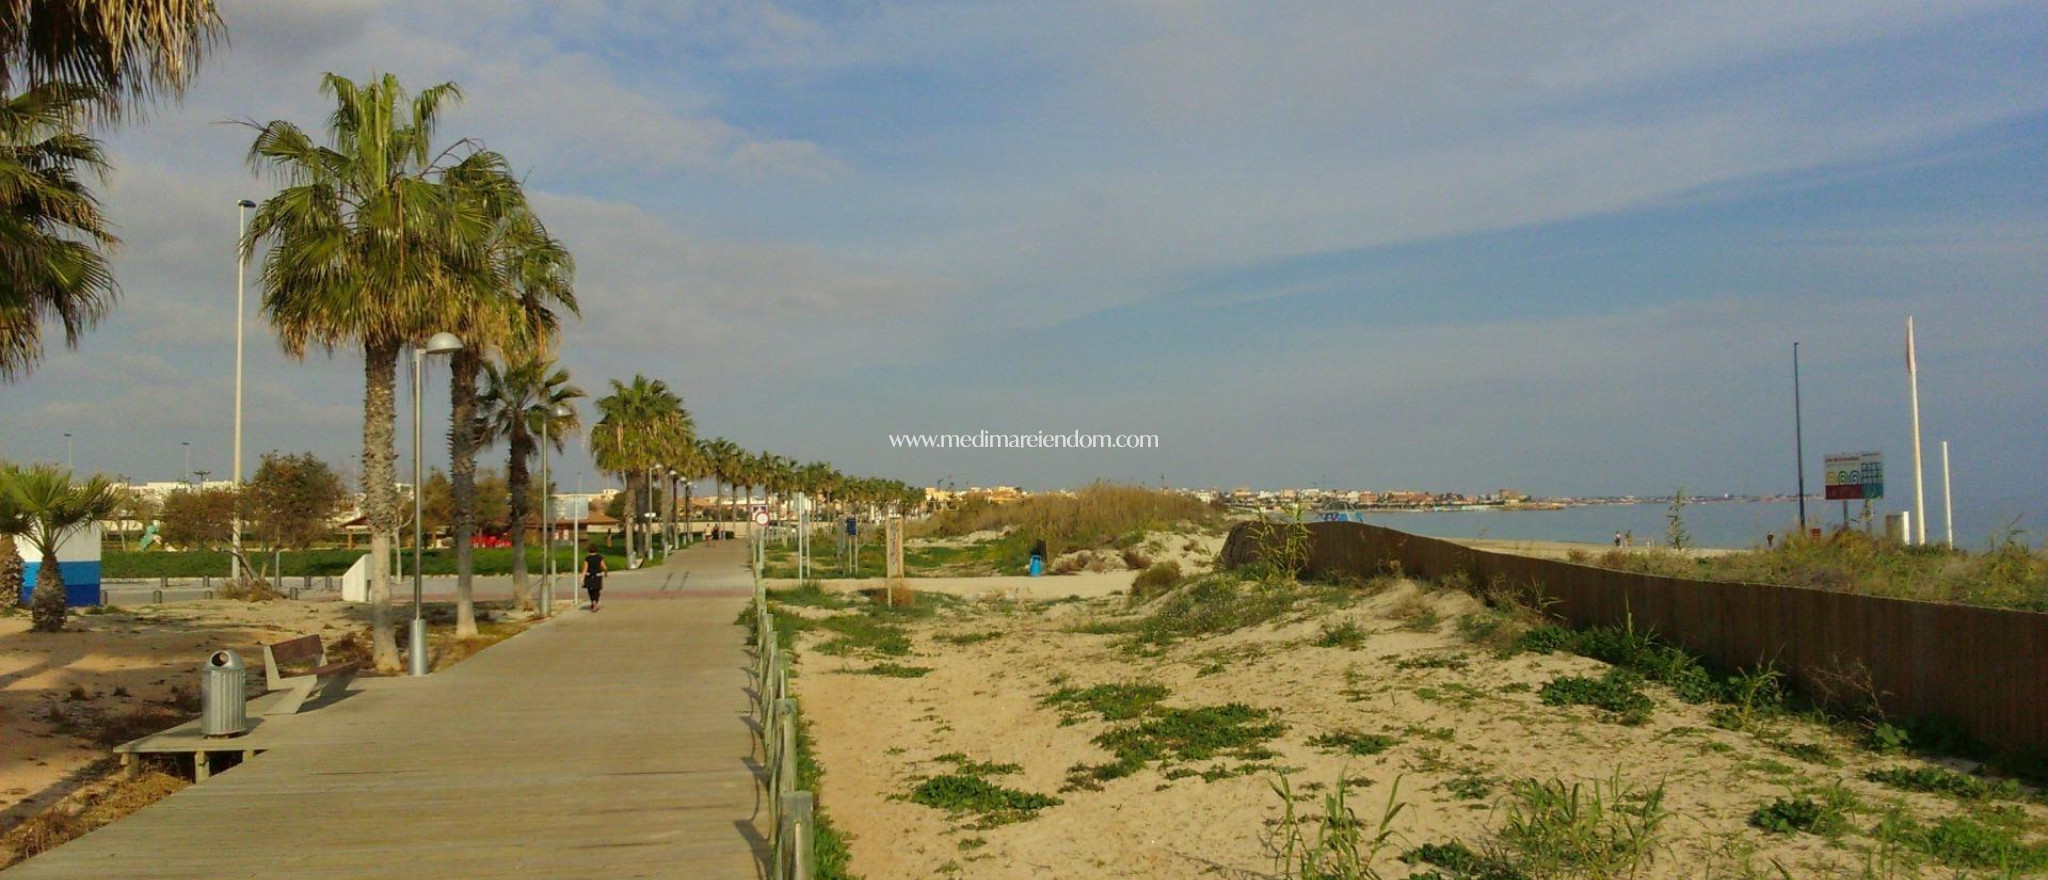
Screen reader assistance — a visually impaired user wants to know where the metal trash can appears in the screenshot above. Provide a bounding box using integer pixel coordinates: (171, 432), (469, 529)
(201, 649), (248, 737)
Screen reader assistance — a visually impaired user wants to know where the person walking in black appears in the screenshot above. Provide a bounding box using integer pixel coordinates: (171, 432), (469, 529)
(582, 546), (607, 611)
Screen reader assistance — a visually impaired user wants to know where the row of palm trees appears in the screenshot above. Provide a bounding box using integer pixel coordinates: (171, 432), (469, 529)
(241, 72), (581, 666)
(589, 375), (926, 558)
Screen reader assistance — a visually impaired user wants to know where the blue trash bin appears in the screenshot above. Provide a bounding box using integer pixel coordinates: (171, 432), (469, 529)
(1029, 554), (1043, 577)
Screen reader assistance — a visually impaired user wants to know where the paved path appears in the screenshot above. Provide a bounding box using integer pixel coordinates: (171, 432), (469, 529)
(9, 543), (764, 879)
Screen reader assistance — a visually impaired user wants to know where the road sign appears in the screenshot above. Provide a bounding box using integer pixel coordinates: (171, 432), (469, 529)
(752, 508), (770, 527)
(1824, 452), (1884, 501)
(845, 517), (857, 535)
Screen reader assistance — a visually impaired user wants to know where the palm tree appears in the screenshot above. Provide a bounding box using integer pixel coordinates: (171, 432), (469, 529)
(591, 376), (690, 565)
(0, 0), (223, 112)
(478, 356), (582, 616)
(0, 462), (24, 605)
(5, 464), (117, 632)
(244, 73), (502, 671)
(446, 191), (576, 629)
(0, 83), (117, 381)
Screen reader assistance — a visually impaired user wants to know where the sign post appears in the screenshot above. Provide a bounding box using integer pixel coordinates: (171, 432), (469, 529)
(1823, 452), (1884, 530)
(884, 516), (905, 608)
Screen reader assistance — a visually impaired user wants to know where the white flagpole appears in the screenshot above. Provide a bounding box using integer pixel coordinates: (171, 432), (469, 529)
(1908, 316), (1926, 545)
(1942, 440), (1954, 547)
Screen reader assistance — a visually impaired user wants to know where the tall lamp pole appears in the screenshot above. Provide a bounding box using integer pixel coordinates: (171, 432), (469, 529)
(539, 403), (574, 616)
(1792, 342), (1807, 535)
(410, 332), (463, 676)
(63, 432), (72, 471)
(232, 198), (255, 584)
(182, 441), (191, 487)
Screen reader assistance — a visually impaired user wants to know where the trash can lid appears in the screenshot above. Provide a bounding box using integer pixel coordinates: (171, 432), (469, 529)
(206, 649), (244, 670)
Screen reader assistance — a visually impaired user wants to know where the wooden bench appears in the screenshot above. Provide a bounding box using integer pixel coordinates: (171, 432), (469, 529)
(259, 634), (360, 716)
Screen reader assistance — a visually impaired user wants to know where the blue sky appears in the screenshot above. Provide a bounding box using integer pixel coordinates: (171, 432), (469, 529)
(0, 1), (2043, 517)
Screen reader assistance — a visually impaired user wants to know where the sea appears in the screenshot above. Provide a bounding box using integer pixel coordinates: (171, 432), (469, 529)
(1323, 497), (2048, 551)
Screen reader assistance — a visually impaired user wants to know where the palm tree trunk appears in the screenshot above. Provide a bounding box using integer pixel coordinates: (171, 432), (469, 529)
(508, 423), (534, 610)
(363, 339), (403, 672)
(1, 535), (23, 608)
(627, 471), (643, 566)
(683, 481), (693, 545)
(449, 350), (481, 638)
(29, 548), (66, 632)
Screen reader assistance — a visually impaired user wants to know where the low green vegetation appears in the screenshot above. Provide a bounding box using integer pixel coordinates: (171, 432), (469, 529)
(1308, 729), (1400, 757)
(1582, 528), (2048, 611)
(1748, 794), (1849, 837)
(1538, 669), (1654, 725)
(907, 774), (1061, 827)
(1395, 773), (1669, 880)
(918, 481), (1217, 554)
(851, 662), (931, 678)
(1874, 810), (2048, 872)
(1314, 620), (1369, 649)
(1041, 682), (1170, 724)
(1130, 560), (1184, 598)
(1066, 702), (1286, 791)
(1269, 774), (1411, 880)
(1131, 571), (1297, 648)
(1864, 765), (2024, 801)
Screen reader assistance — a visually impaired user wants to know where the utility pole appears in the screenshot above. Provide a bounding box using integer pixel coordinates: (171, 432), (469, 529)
(1907, 318), (1926, 545)
(1793, 342), (1807, 534)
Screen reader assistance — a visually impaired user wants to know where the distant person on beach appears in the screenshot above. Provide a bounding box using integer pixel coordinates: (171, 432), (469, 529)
(582, 546), (607, 611)
(1767, 533), (1776, 549)
(1614, 531), (1623, 547)
(1623, 530), (1634, 548)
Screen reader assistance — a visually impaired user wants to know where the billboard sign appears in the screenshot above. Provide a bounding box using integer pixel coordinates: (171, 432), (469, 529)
(1824, 452), (1884, 501)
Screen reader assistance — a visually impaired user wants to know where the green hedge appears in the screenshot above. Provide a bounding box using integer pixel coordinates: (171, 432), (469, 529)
(103, 545), (631, 579)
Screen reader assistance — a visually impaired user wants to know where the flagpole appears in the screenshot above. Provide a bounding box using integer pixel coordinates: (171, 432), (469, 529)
(1941, 440), (1954, 547)
(1908, 317), (1926, 545)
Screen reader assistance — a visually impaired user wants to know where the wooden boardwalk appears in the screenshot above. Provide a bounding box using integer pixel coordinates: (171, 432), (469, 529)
(8, 544), (764, 879)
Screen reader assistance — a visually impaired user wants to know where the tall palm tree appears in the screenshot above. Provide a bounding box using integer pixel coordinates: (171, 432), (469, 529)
(591, 375), (690, 565)
(244, 73), (501, 671)
(446, 193), (576, 629)
(0, 83), (116, 381)
(478, 355), (582, 615)
(0, 462), (24, 605)
(5, 464), (117, 632)
(0, 0), (223, 112)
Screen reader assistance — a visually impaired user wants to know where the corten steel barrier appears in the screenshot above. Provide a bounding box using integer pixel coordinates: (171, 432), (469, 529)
(753, 583), (817, 880)
(1221, 520), (2048, 754)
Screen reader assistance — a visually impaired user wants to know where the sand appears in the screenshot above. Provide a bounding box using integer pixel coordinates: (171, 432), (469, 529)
(0, 600), (369, 832)
(790, 574), (2030, 879)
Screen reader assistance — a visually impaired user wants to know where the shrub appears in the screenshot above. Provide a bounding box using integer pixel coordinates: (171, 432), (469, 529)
(1308, 729), (1399, 757)
(1748, 796), (1847, 836)
(1134, 573), (1296, 647)
(1130, 561), (1183, 598)
(908, 774), (1062, 826)
(1315, 620), (1369, 650)
(1539, 669), (1654, 725)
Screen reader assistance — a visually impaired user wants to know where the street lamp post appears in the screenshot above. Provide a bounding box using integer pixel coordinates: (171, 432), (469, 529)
(182, 441), (191, 487)
(410, 332), (463, 676)
(231, 198), (255, 585)
(539, 403), (574, 617)
(667, 469), (678, 557)
(63, 432), (72, 472)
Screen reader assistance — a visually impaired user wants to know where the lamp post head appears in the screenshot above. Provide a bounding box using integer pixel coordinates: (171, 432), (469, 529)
(552, 403), (574, 418)
(237, 199), (257, 209)
(422, 332), (463, 356)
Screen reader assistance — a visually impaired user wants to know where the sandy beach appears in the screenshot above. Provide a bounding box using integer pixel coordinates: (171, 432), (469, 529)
(783, 569), (2023, 879)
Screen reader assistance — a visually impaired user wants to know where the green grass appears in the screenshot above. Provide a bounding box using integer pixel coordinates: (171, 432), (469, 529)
(103, 545), (626, 579)
(1308, 729), (1400, 757)
(1874, 810), (2048, 871)
(1864, 765), (2024, 801)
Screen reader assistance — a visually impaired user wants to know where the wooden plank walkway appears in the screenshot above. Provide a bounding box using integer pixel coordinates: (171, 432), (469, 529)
(7, 544), (764, 879)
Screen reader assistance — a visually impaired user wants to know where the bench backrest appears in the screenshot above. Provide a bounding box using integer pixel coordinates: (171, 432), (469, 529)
(267, 634), (325, 668)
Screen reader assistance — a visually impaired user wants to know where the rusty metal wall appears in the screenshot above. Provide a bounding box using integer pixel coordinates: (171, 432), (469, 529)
(1220, 519), (2048, 753)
